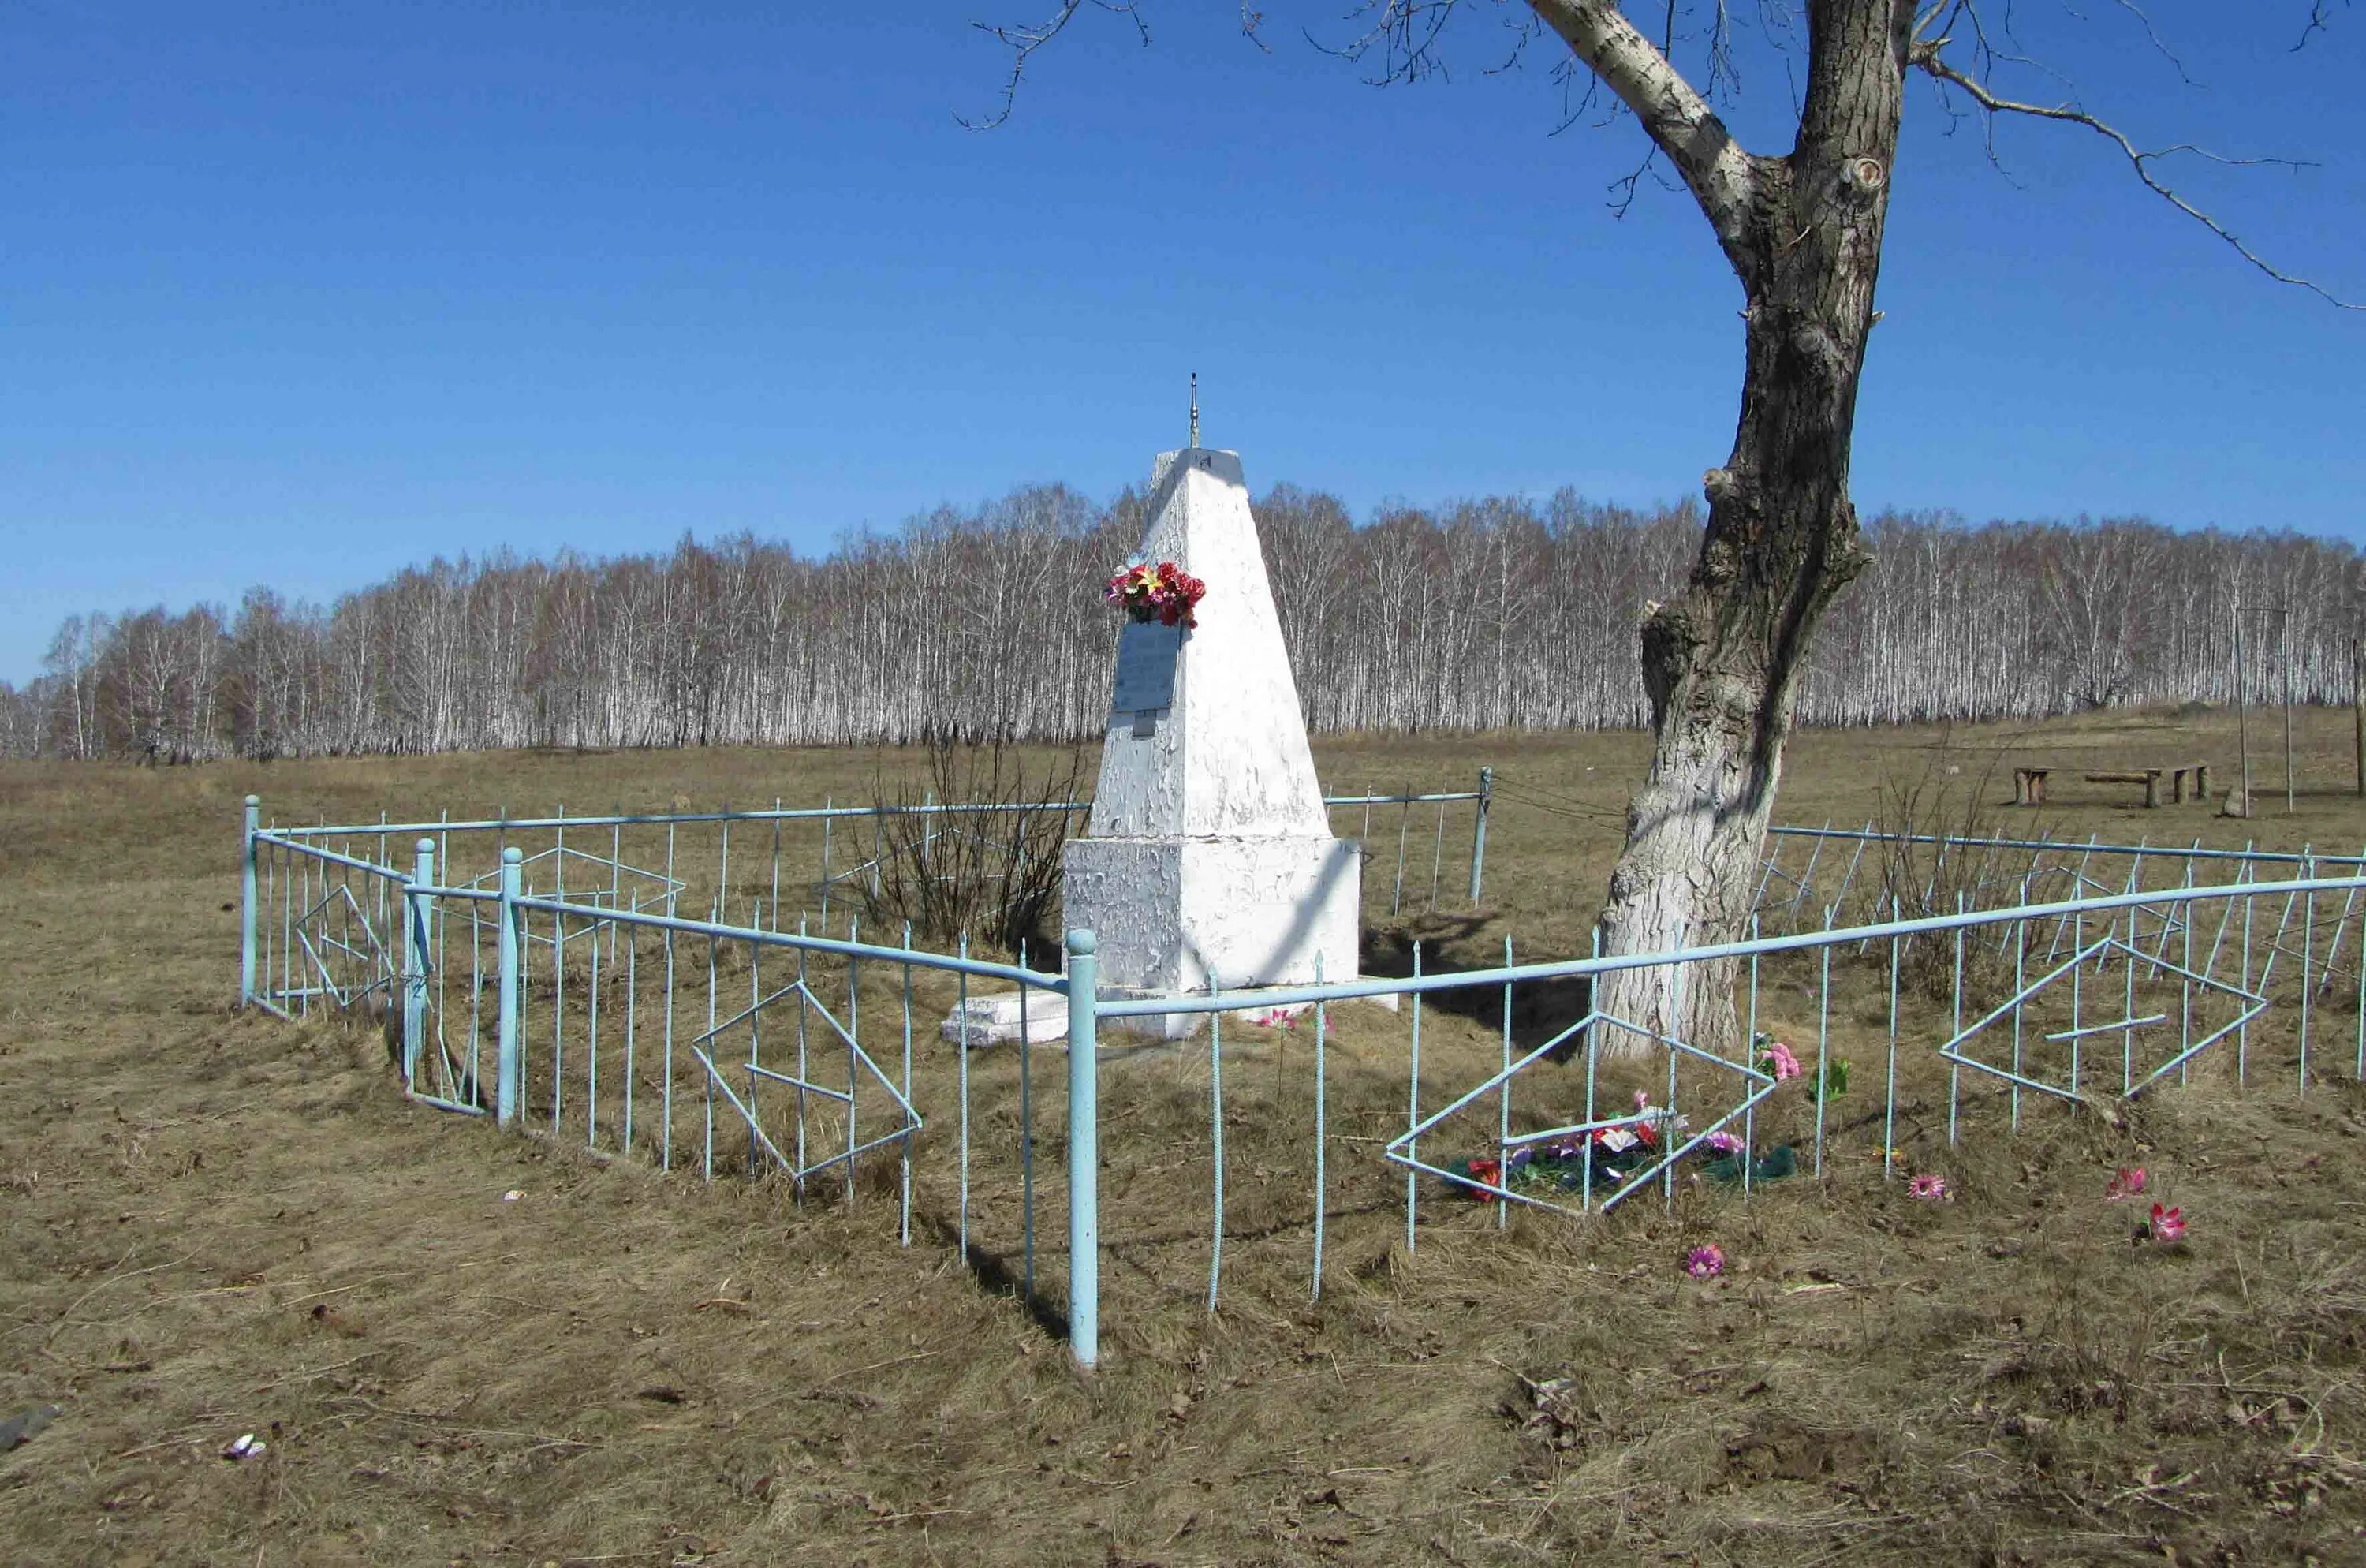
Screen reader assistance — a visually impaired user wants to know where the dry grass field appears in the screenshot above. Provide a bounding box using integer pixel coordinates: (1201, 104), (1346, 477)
(9, 706), (2366, 1566)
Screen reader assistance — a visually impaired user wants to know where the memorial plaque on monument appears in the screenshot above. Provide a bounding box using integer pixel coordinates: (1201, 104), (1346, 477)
(1110, 620), (1180, 713)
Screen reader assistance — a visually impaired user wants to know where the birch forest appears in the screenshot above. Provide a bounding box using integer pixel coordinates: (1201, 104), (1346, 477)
(5, 482), (2359, 763)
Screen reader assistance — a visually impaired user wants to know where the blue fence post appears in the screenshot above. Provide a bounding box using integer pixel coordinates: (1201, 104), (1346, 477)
(497, 846), (523, 1128)
(1468, 767), (1493, 905)
(240, 795), (260, 1007)
(404, 838), (434, 1092)
(1065, 928), (1099, 1370)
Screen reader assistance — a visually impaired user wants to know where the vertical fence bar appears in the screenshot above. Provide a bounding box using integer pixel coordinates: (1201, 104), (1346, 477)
(1065, 930), (1099, 1369)
(1426, 803), (1446, 913)
(2356, 890), (2365, 1081)
(1405, 942), (1421, 1253)
(496, 848), (523, 1128)
(1884, 898), (1899, 1183)
(1814, 928), (1832, 1177)
(845, 917), (859, 1205)
(1585, 926), (1601, 1209)
(1745, 921), (1760, 1197)
(2122, 909), (2135, 1096)
(956, 933), (969, 1249)
(819, 798), (834, 922)
(1207, 976), (1226, 1313)
(1312, 961), (1327, 1299)
(797, 919), (812, 1195)
(1948, 890), (1964, 1145)
(405, 839), (434, 1091)
(2011, 900), (2025, 1132)
(1391, 790), (1410, 917)
(554, 901), (567, 1133)
(1468, 767), (1492, 905)
(662, 924), (677, 1170)
(1498, 935), (1513, 1231)
(1664, 956), (1681, 1210)
(1778, 825), (1821, 923)
(2302, 853), (2316, 1093)
(900, 922), (913, 1247)
(2181, 855), (2196, 1087)
(2240, 881), (2254, 1085)
(1752, 830), (1785, 913)
(2069, 905), (2084, 1098)
(623, 925), (637, 1149)
(240, 797), (260, 1006)
(1020, 940), (1035, 1304)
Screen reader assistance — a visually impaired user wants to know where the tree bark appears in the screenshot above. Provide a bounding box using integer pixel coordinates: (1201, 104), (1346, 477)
(1586, 0), (1909, 1056)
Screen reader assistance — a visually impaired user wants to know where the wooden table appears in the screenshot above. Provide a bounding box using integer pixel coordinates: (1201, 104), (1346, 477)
(2080, 763), (2211, 808)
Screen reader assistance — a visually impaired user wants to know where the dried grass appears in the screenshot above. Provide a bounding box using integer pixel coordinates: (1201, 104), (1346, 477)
(6, 705), (2366, 1563)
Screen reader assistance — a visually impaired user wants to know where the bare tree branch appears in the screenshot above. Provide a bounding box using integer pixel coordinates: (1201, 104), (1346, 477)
(1913, 46), (2361, 308)
(2105, 0), (2199, 86)
(1240, 1), (1273, 51)
(960, 0), (1151, 129)
(1609, 141), (1687, 217)
(1524, 0), (1763, 280)
(2294, 0), (2349, 50)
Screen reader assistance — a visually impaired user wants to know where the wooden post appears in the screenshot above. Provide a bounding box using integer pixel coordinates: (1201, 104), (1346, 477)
(2234, 602), (2251, 815)
(2352, 637), (2363, 799)
(2284, 608), (2296, 815)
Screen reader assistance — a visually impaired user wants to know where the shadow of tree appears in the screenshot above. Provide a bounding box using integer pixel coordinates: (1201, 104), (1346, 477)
(1363, 918), (1595, 1062)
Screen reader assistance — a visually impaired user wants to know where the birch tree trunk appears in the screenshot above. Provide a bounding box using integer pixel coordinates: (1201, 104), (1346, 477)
(1567, 0), (1908, 1054)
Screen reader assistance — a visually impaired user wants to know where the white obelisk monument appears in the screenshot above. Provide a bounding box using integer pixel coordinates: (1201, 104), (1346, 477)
(1062, 445), (1360, 1029)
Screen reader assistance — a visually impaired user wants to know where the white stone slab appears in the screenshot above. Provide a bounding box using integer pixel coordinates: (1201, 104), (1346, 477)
(936, 979), (1396, 1047)
(940, 988), (1069, 1048)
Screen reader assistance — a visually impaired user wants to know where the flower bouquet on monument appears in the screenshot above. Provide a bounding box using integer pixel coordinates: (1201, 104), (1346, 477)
(1105, 560), (1206, 629)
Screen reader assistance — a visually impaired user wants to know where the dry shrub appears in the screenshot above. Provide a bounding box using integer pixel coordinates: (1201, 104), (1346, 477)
(860, 732), (1085, 954)
(1864, 738), (2044, 999)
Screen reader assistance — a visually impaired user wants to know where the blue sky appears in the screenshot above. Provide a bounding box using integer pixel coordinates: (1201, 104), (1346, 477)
(4, 2), (2360, 683)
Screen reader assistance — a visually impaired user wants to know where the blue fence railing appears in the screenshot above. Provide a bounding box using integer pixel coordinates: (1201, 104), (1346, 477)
(240, 793), (2366, 1373)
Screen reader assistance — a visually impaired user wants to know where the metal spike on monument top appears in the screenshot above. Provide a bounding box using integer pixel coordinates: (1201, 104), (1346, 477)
(1189, 371), (1199, 449)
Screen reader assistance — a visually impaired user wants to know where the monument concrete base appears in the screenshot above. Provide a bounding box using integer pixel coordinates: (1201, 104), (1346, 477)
(1062, 833), (1360, 995)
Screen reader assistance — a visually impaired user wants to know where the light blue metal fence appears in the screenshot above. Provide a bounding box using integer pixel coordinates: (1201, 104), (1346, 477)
(239, 793), (2366, 1372)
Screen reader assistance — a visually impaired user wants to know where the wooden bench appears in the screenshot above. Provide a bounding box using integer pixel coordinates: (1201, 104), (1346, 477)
(2080, 763), (2211, 808)
(2013, 767), (2051, 806)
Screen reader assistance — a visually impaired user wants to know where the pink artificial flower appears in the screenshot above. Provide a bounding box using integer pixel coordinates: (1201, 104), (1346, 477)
(2148, 1203), (2186, 1244)
(1760, 1041), (1802, 1081)
(1906, 1173), (1949, 1202)
(1704, 1130), (1744, 1155)
(2105, 1166), (2148, 1201)
(1685, 1244), (1725, 1279)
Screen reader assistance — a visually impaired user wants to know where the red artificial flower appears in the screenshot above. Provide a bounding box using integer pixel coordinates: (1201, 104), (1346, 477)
(2148, 1203), (2186, 1244)
(1106, 559), (1205, 629)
